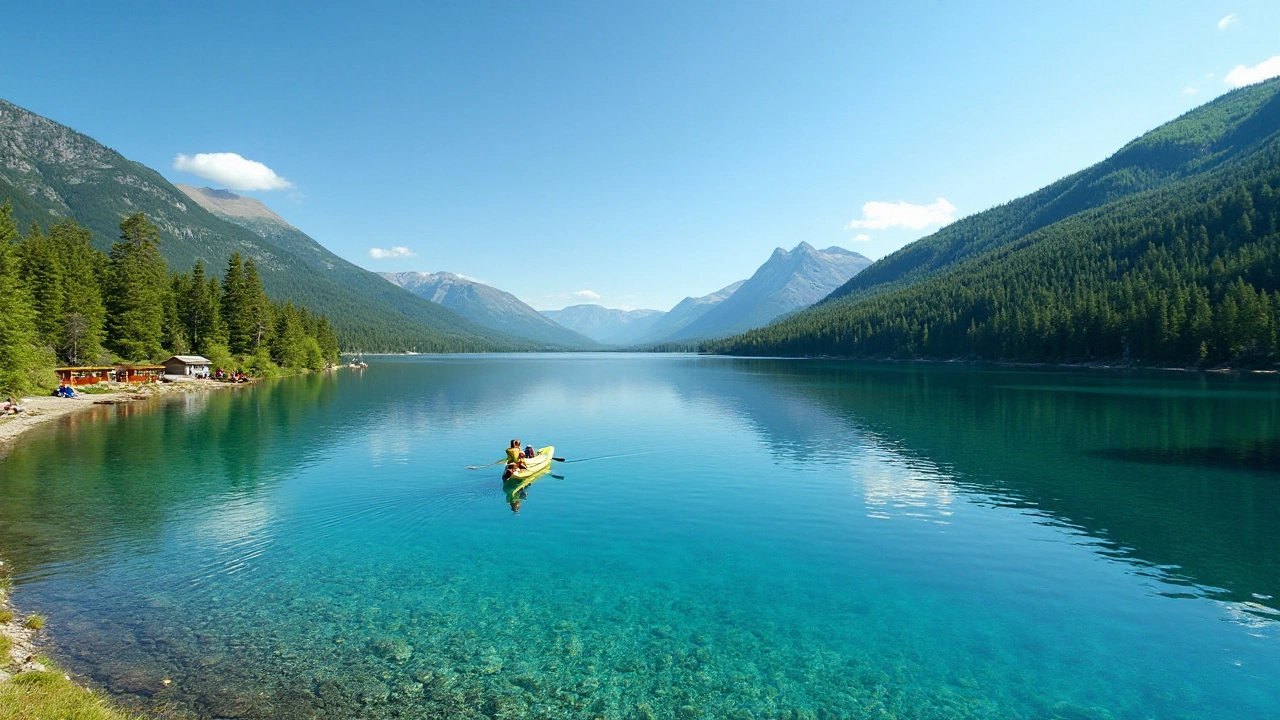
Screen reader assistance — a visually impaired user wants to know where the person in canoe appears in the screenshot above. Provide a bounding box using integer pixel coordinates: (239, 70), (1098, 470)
(506, 439), (525, 465)
(524, 444), (536, 459)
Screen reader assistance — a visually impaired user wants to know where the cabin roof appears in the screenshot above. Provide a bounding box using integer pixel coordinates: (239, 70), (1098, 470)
(165, 355), (212, 364)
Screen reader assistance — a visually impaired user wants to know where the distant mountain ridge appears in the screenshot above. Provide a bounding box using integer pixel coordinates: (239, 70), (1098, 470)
(0, 99), (522, 352)
(381, 271), (599, 348)
(541, 305), (665, 344)
(664, 242), (871, 341)
(636, 280), (745, 343)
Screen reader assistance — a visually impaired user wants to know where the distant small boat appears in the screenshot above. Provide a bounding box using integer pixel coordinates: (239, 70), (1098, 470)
(506, 446), (554, 482)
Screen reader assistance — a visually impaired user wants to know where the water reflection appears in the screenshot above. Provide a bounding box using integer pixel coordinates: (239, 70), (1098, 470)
(669, 358), (1280, 612)
(1090, 438), (1280, 472)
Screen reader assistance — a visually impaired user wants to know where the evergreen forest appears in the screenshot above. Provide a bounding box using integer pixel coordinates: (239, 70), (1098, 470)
(0, 206), (340, 395)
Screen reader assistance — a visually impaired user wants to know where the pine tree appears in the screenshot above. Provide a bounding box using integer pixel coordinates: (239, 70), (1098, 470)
(221, 252), (253, 355)
(0, 202), (56, 395)
(105, 213), (169, 361)
(271, 301), (309, 370)
(16, 221), (65, 349)
(243, 259), (272, 353)
(48, 221), (107, 365)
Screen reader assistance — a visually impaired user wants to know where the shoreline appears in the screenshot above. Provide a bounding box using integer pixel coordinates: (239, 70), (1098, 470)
(705, 352), (1280, 376)
(0, 379), (246, 458)
(0, 571), (45, 682)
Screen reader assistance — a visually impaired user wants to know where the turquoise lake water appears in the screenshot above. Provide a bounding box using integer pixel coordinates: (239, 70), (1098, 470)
(1, 354), (1278, 719)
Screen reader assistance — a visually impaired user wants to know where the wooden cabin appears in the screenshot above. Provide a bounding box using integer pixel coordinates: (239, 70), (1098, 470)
(116, 365), (164, 383)
(55, 366), (115, 386)
(163, 355), (212, 377)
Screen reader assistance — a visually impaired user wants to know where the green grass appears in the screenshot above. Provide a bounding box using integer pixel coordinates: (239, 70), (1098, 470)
(0, 611), (11, 624)
(20, 617), (42, 631)
(0, 670), (134, 720)
(0, 634), (10, 660)
(76, 385), (117, 395)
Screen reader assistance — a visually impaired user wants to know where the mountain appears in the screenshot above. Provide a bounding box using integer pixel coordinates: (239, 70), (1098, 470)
(541, 305), (666, 344)
(715, 78), (1280, 367)
(0, 99), (523, 353)
(663, 243), (871, 341)
(380, 271), (599, 348)
(175, 184), (295, 238)
(636, 280), (746, 343)
(823, 77), (1280, 306)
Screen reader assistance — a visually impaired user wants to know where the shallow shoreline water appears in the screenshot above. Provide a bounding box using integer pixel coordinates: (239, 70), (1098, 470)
(0, 379), (242, 457)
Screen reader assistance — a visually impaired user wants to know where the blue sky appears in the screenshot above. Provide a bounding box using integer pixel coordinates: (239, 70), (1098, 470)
(3, 2), (1280, 311)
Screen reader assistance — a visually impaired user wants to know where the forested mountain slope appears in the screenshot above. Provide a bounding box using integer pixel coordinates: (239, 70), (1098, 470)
(826, 78), (1280, 304)
(716, 78), (1280, 366)
(0, 100), (522, 352)
(382, 271), (600, 348)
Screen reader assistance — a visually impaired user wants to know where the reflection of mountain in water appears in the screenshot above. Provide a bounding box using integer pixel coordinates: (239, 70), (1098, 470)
(663, 359), (1280, 611)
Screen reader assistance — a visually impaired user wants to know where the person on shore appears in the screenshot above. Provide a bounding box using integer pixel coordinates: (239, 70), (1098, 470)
(2, 397), (23, 415)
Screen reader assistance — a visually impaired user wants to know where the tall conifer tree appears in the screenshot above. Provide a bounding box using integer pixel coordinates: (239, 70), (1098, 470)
(49, 221), (107, 365)
(105, 212), (168, 361)
(0, 203), (55, 394)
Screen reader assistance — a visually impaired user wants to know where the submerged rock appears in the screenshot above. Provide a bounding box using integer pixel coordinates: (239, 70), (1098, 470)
(369, 637), (413, 662)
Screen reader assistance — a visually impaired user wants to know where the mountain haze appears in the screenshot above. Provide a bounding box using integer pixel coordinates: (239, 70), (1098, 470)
(636, 280), (745, 343)
(381, 271), (599, 348)
(541, 305), (665, 344)
(0, 99), (521, 352)
(665, 243), (871, 341)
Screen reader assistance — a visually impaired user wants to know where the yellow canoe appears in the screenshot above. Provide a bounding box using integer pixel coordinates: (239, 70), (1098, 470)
(507, 445), (554, 482)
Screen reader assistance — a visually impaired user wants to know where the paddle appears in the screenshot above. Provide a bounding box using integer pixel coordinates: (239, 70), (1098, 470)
(465, 459), (506, 470)
(468, 454), (566, 469)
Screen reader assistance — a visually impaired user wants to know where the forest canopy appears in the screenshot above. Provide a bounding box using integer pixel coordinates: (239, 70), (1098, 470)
(0, 207), (340, 395)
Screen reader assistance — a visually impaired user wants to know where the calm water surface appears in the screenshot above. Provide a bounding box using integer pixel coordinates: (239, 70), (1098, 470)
(0, 355), (1277, 719)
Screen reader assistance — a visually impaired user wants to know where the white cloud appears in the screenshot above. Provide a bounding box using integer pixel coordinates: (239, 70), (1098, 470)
(846, 198), (956, 231)
(1182, 86), (1199, 95)
(369, 246), (415, 259)
(173, 152), (293, 191)
(573, 290), (601, 300)
(1217, 13), (1238, 30)
(852, 233), (872, 242)
(1225, 55), (1280, 88)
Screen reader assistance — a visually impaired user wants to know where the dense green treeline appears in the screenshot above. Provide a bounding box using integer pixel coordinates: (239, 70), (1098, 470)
(715, 146), (1280, 366)
(0, 206), (340, 395)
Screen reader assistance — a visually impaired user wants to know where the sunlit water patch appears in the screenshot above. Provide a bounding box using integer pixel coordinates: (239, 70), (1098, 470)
(1, 356), (1278, 719)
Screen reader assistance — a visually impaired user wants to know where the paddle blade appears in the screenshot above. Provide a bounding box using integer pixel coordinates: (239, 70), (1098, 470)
(552, 457), (566, 462)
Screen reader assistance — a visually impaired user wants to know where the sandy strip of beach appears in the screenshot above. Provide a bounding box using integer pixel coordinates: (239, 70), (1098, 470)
(0, 380), (239, 451)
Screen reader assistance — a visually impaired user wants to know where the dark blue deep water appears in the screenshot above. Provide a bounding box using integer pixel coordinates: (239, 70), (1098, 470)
(1, 355), (1278, 719)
